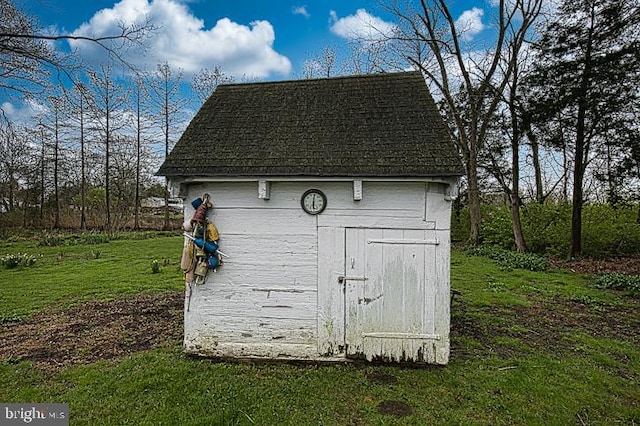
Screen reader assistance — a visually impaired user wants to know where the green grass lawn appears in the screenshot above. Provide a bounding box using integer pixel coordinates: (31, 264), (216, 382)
(0, 234), (184, 322)
(1, 236), (638, 425)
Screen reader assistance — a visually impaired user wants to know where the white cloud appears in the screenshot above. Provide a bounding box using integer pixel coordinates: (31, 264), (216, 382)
(329, 9), (396, 42)
(1, 100), (48, 125)
(292, 5), (310, 18)
(68, 0), (291, 78)
(455, 7), (485, 41)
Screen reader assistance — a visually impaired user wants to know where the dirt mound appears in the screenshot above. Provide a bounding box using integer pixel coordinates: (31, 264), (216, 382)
(0, 291), (183, 371)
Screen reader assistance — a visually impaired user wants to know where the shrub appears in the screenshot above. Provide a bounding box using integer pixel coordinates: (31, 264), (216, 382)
(480, 205), (514, 250)
(1, 253), (40, 269)
(521, 202), (572, 257)
(37, 234), (65, 247)
(594, 273), (640, 295)
(466, 246), (548, 271)
(454, 202), (640, 258)
(582, 204), (640, 257)
(82, 234), (110, 245)
(151, 259), (161, 274)
(451, 206), (471, 243)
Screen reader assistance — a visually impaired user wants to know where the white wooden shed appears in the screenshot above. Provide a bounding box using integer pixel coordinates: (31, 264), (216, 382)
(157, 71), (464, 364)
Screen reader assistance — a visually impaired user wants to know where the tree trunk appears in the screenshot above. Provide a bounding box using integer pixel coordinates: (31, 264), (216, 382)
(80, 94), (87, 230)
(571, 157), (584, 258)
(509, 70), (527, 253)
(570, 6), (595, 258)
(511, 120), (527, 252)
(511, 195), (527, 252)
(466, 148), (481, 245)
(571, 91), (588, 258)
(134, 85), (141, 230)
(40, 130), (45, 226)
(163, 86), (170, 231)
(105, 101), (111, 231)
(527, 130), (544, 204)
(53, 109), (60, 229)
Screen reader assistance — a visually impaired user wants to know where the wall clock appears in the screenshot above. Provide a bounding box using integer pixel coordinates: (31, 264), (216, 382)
(301, 189), (327, 215)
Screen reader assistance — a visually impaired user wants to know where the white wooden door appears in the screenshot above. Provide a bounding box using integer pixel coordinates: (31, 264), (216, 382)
(344, 228), (446, 363)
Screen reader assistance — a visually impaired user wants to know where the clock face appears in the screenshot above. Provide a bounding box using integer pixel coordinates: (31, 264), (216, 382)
(301, 189), (327, 215)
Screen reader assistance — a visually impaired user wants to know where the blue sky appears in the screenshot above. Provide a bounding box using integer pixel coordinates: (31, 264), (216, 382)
(29, 0), (488, 80)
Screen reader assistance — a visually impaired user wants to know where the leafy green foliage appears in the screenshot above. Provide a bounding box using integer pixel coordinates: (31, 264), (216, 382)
(37, 233), (109, 247)
(521, 202), (573, 256)
(479, 205), (514, 249)
(595, 273), (640, 295)
(81, 234), (110, 245)
(466, 246), (548, 271)
(37, 234), (66, 247)
(453, 202), (640, 257)
(582, 204), (640, 256)
(31, 231), (180, 248)
(0, 253), (39, 269)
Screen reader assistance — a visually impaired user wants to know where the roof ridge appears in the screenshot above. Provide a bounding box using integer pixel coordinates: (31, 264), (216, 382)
(219, 70), (423, 89)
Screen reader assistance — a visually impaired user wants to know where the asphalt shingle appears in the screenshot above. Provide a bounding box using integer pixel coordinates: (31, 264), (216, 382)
(157, 71), (465, 178)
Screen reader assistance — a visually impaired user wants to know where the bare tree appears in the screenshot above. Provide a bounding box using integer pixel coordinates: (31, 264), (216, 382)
(0, 0), (155, 108)
(0, 122), (21, 214)
(148, 62), (187, 229)
(191, 66), (234, 106)
(47, 95), (65, 228)
(129, 75), (157, 229)
(60, 82), (94, 229)
(302, 46), (344, 79)
(0, 122), (38, 227)
(389, 0), (543, 245)
(87, 64), (130, 230)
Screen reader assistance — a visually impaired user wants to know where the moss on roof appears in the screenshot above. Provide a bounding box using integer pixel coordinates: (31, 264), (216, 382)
(157, 71), (464, 178)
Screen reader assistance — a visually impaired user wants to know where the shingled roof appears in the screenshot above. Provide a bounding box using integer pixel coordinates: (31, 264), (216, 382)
(157, 71), (464, 178)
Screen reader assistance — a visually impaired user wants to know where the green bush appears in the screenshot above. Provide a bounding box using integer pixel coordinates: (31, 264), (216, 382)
(0, 253), (40, 269)
(521, 202), (572, 257)
(480, 205), (514, 249)
(82, 234), (110, 245)
(466, 246), (548, 271)
(37, 234), (65, 247)
(111, 231), (181, 241)
(150, 259), (161, 274)
(451, 205), (471, 243)
(582, 204), (640, 257)
(453, 202), (640, 258)
(594, 272), (640, 295)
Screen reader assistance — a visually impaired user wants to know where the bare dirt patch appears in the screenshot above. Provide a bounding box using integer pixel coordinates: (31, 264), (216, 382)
(377, 400), (413, 417)
(0, 291), (183, 371)
(451, 296), (640, 360)
(549, 253), (640, 275)
(366, 371), (399, 385)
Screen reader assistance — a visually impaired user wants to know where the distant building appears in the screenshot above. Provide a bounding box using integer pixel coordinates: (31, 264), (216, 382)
(141, 197), (183, 212)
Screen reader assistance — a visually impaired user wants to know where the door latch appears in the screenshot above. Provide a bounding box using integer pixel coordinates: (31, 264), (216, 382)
(338, 275), (368, 284)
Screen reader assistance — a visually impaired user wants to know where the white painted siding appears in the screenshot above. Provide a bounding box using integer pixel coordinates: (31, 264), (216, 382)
(183, 179), (454, 363)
